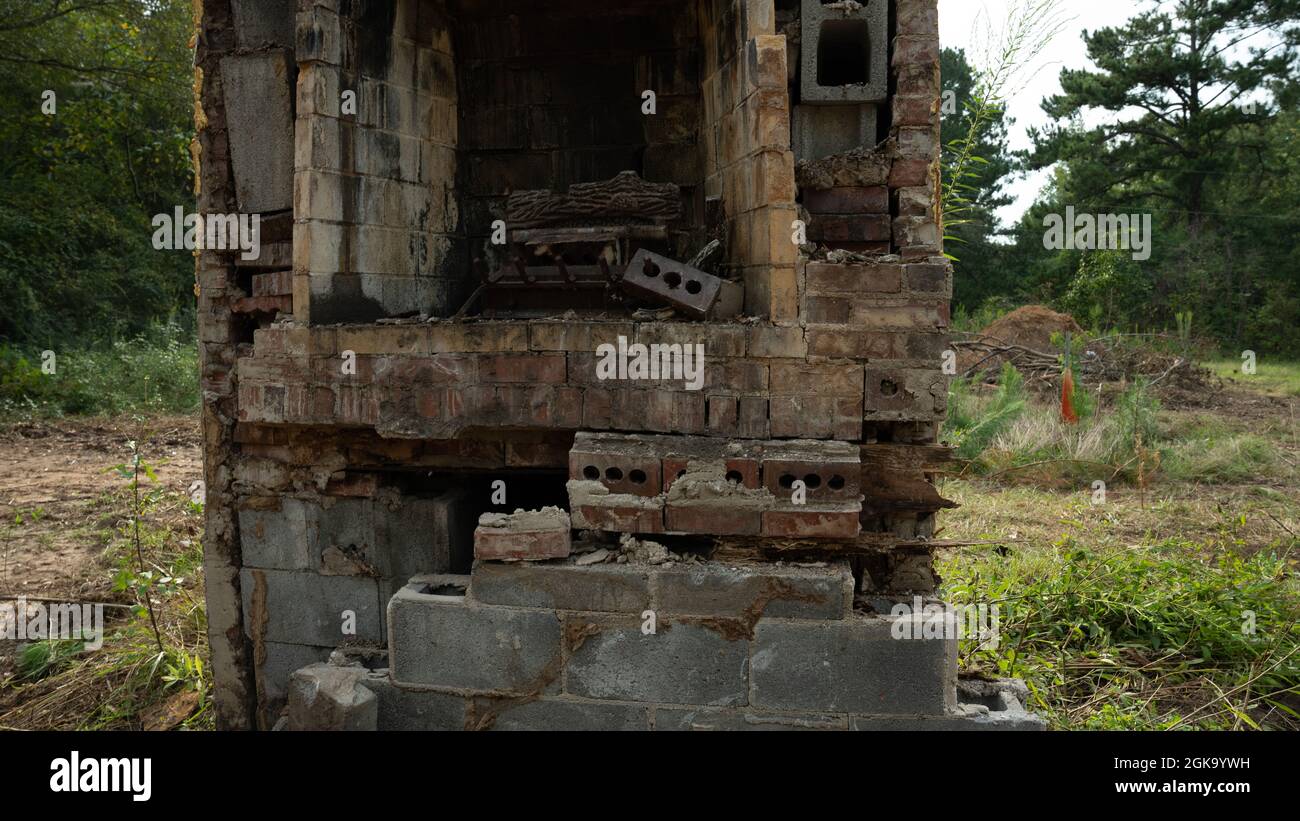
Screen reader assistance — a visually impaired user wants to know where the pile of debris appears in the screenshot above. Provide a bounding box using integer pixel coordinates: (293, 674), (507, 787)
(953, 305), (1215, 395)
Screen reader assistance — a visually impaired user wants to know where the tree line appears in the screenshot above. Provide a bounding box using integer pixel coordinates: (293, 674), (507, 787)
(943, 0), (1300, 355)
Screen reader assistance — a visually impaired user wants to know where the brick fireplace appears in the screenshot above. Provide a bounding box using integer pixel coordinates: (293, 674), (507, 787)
(195, 0), (1041, 731)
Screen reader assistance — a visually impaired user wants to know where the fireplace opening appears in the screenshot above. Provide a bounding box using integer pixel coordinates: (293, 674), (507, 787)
(295, 0), (797, 323)
(453, 0), (708, 317)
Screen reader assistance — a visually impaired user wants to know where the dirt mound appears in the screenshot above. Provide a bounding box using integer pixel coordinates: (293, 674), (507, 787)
(956, 305), (1083, 377)
(976, 305), (1083, 353)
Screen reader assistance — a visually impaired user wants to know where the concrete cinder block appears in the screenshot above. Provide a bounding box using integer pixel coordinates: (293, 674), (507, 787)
(800, 0), (888, 104)
(793, 104), (878, 163)
(388, 581), (562, 693)
(483, 697), (650, 731)
(370, 490), (474, 579)
(361, 671), (469, 731)
(650, 561), (853, 621)
(564, 615), (749, 706)
(238, 498), (313, 570)
(286, 663), (378, 731)
(241, 568), (383, 646)
(220, 50), (295, 213)
(653, 706), (847, 731)
(241, 490), (473, 581)
(231, 0), (296, 49)
(750, 612), (956, 714)
(254, 641), (334, 722)
(470, 561), (651, 614)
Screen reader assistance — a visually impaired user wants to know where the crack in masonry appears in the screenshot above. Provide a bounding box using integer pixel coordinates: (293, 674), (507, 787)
(693, 578), (826, 642)
(248, 569), (269, 730)
(462, 619), (604, 731)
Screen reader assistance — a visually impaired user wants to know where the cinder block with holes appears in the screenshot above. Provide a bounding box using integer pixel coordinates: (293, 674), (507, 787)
(760, 440), (863, 539)
(760, 440), (862, 503)
(620, 249), (725, 320)
(864, 368), (946, 421)
(568, 433), (862, 539)
(569, 433), (663, 497)
(659, 437), (762, 492)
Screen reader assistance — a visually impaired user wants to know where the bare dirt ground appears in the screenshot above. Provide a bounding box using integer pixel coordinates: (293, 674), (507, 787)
(0, 415), (202, 601)
(0, 415), (203, 697)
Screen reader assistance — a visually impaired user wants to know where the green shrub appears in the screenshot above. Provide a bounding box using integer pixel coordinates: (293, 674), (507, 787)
(944, 362), (1028, 460)
(0, 321), (198, 418)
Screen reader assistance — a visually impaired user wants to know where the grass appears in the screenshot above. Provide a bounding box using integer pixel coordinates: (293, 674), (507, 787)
(1205, 358), (1300, 397)
(938, 478), (1300, 730)
(940, 522), (1299, 729)
(945, 367), (1297, 489)
(0, 437), (210, 731)
(0, 321), (199, 419)
(938, 361), (1300, 729)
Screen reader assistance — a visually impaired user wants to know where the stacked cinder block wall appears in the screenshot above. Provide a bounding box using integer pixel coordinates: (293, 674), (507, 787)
(196, 0), (1037, 731)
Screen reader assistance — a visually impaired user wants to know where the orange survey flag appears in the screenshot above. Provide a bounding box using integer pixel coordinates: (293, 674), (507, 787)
(1061, 369), (1079, 424)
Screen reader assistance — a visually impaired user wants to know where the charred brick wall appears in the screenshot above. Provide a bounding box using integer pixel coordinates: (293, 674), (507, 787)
(295, 0), (463, 323)
(457, 0), (705, 247)
(198, 0), (956, 729)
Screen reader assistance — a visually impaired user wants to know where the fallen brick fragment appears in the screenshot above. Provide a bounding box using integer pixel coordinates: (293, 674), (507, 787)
(474, 507), (572, 562)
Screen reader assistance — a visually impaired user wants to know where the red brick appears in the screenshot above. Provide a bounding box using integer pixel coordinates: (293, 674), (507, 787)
(889, 158), (931, 188)
(769, 395), (862, 440)
(892, 94), (935, 128)
(737, 396), (769, 438)
(803, 186), (889, 214)
(896, 0), (939, 36)
(706, 394), (739, 436)
(807, 214), (891, 243)
(569, 448), (662, 497)
(666, 504), (762, 536)
(661, 457), (691, 492)
(251, 270), (294, 296)
(807, 329), (898, 359)
(553, 386), (583, 427)
(478, 353), (566, 383)
(905, 263), (950, 294)
(770, 362), (862, 396)
(848, 302), (947, 330)
(582, 388), (613, 428)
(474, 517), (571, 562)
(891, 35), (940, 69)
(805, 296), (851, 324)
(762, 509), (860, 539)
(574, 505), (664, 534)
(806, 262), (903, 295)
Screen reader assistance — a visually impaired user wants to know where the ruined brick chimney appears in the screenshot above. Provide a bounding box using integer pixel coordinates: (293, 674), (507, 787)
(195, 0), (1040, 731)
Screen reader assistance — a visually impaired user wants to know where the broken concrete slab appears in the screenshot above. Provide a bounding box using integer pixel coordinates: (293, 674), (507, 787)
(286, 663), (378, 731)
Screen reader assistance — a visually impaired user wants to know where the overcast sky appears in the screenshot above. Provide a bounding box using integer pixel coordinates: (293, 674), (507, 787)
(938, 0), (1145, 225)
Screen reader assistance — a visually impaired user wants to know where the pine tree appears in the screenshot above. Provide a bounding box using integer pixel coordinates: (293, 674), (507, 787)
(1029, 0), (1299, 236)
